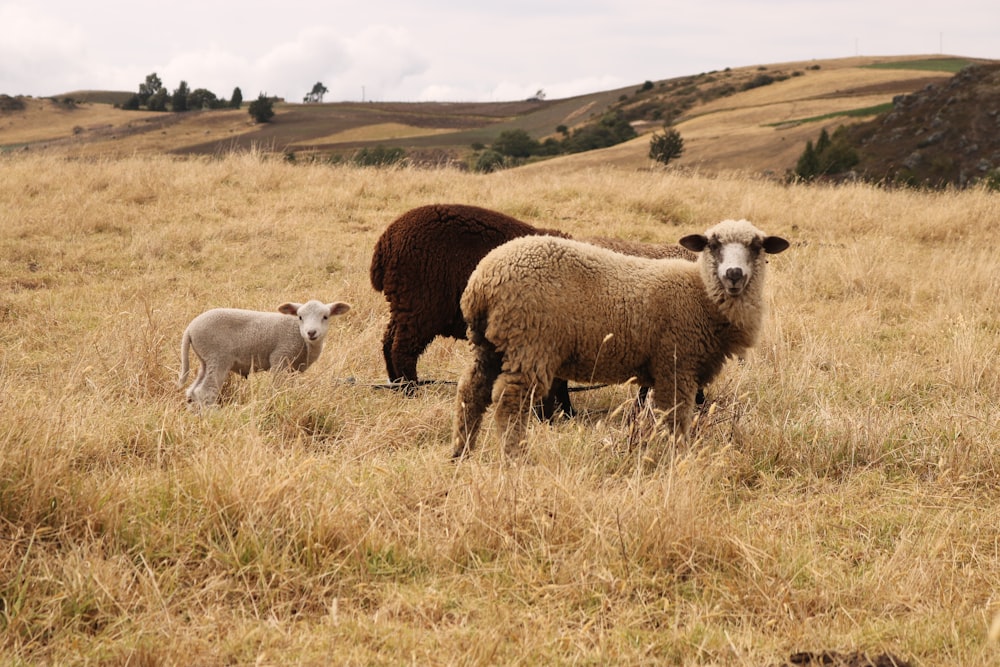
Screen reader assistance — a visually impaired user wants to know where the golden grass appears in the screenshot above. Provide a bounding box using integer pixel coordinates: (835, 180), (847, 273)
(1, 152), (999, 665)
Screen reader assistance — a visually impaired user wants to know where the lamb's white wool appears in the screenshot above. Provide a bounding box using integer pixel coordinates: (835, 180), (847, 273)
(178, 299), (351, 407)
(451, 219), (789, 459)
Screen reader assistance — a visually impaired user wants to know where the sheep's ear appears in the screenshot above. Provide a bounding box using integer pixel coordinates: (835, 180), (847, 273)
(679, 234), (708, 252)
(328, 302), (351, 316)
(278, 303), (301, 315)
(762, 236), (790, 254)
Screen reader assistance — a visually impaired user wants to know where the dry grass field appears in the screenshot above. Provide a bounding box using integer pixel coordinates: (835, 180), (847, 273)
(1, 151), (999, 666)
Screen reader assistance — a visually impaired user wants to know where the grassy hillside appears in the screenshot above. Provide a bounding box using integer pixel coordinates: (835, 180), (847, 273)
(2, 55), (988, 175)
(1, 152), (998, 665)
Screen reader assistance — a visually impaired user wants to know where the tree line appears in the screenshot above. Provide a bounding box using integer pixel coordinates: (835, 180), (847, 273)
(120, 72), (285, 123)
(120, 73), (244, 112)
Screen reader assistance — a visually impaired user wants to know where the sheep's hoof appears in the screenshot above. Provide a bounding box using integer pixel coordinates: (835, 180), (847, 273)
(388, 379), (419, 396)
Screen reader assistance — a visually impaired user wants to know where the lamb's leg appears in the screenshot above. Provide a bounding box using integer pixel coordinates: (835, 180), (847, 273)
(191, 364), (226, 407)
(186, 356), (211, 405)
(452, 344), (501, 459)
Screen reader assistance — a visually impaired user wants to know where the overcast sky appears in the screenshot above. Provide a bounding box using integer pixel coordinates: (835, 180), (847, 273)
(1, 1), (997, 103)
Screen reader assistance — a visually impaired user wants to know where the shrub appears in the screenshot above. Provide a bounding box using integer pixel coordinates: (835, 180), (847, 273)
(352, 146), (406, 167)
(562, 111), (636, 154)
(473, 149), (507, 173)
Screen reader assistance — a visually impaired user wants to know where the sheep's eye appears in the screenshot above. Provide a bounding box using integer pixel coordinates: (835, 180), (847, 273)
(323, 316), (329, 321)
(707, 239), (721, 251)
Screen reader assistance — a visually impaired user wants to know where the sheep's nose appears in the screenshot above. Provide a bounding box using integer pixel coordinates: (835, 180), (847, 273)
(725, 267), (744, 283)
(307, 330), (318, 340)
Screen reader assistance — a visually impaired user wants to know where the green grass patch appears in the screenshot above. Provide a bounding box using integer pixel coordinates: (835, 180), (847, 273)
(864, 58), (972, 73)
(767, 102), (894, 128)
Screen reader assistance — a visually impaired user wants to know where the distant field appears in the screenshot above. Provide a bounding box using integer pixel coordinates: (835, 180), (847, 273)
(0, 54), (993, 174)
(864, 57), (974, 73)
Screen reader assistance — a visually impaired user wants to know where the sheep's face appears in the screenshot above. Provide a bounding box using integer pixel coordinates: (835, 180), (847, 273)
(679, 220), (789, 298)
(278, 300), (352, 344)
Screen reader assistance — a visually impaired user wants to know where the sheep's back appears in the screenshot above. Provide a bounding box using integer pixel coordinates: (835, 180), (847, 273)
(463, 236), (707, 381)
(370, 204), (571, 339)
(187, 309), (302, 368)
(583, 236), (696, 261)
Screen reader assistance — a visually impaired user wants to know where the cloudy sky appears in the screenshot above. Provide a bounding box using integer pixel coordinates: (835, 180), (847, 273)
(1, 1), (997, 103)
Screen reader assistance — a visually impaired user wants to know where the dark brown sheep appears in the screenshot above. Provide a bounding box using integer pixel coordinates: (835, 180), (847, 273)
(369, 203), (695, 417)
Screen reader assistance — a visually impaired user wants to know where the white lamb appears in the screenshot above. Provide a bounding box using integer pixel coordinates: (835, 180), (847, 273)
(178, 300), (351, 407)
(451, 219), (789, 458)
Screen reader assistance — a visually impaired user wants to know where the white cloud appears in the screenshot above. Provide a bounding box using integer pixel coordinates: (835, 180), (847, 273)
(0, 4), (90, 94)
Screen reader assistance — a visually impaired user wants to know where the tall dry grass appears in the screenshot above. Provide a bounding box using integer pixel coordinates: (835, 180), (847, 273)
(1, 152), (998, 665)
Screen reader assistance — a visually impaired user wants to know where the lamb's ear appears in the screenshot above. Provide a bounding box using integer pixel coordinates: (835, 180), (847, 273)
(278, 303), (302, 315)
(679, 234), (708, 252)
(328, 302), (351, 316)
(762, 236), (790, 254)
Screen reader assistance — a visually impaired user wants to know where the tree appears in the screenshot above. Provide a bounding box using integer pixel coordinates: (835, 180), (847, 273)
(147, 88), (169, 112)
(794, 140), (820, 180)
(187, 88), (218, 110)
(138, 73), (163, 106)
(815, 127), (831, 155)
(492, 129), (539, 158)
(230, 87), (243, 109)
(121, 94), (141, 111)
(248, 93), (275, 123)
(304, 82), (328, 103)
(794, 126), (859, 181)
(649, 127), (685, 166)
(172, 81), (190, 112)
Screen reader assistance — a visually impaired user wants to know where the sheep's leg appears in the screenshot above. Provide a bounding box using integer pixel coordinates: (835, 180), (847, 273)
(388, 321), (434, 395)
(493, 367), (545, 458)
(185, 362), (207, 403)
(536, 379), (575, 421)
(452, 344), (501, 459)
(651, 377), (697, 439)
(640, 384), (703, 408)
(191, 364), (225, 407)
(381, 319), (400, 382)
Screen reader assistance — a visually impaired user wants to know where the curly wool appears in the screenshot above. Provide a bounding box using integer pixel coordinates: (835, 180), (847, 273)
(452, 219), (788, 458)
(369, 203), (694, 402)
(370, 203), (567, 386)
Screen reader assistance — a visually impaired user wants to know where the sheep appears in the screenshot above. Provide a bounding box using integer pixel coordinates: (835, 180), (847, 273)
(369, 202), (695, 417)
(451, 219), (789, 459)
(178, 300), (351, 407)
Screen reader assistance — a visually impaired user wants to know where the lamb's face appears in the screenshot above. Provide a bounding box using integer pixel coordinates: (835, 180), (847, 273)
(279, 300), (352, 344)
(679, 220), (790, 298)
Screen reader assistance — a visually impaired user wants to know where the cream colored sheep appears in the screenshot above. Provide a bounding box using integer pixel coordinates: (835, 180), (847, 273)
(451, 219), (789, 458)
(179, 300), (351, 407)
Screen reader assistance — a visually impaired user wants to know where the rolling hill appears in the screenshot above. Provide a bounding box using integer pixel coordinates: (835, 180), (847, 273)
(1, 54), (994, 178)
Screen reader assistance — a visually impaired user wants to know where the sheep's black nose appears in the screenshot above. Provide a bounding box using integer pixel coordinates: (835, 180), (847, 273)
(725, 267), (744, 282)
